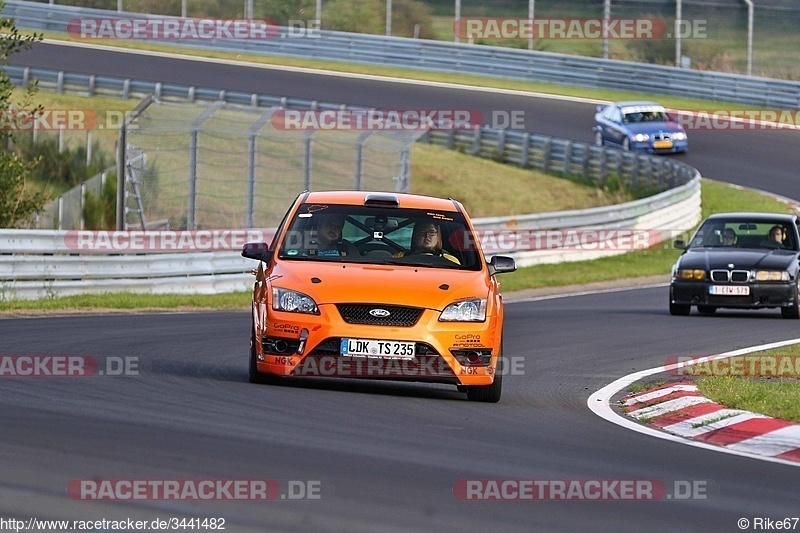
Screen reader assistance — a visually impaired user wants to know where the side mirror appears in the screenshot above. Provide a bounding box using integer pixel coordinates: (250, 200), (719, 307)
(489, 255), (516, 276)
(242, 242), (274, 263)
(673, 239), (687, 250)
(596, 105), (605, 113)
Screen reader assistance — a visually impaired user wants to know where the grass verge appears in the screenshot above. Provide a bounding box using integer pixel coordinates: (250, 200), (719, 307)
(693, 342), (800, 423)
(697, 378), (800, 424)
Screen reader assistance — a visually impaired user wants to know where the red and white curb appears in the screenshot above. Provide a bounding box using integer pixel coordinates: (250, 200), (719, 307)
(588, 338), (800, 467)
(622, 381), (800, 463)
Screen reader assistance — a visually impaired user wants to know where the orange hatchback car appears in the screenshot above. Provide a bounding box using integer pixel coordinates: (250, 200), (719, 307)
(242, 191), (516, 402)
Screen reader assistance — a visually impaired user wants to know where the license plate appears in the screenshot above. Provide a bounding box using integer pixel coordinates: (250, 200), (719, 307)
(340, 338), (415, 359)
(653, 140), (674, 149)
(710, 285), (750, 296)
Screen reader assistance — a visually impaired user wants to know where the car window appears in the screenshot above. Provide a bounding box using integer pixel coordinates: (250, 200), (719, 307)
(277, 204), (484, 270)
(689, 220), (797, 250)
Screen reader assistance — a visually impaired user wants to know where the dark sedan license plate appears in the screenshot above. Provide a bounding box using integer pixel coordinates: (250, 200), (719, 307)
(710, 285), (750, 296)
(340, 338), (415, 359)
(653, 140), (674, 149)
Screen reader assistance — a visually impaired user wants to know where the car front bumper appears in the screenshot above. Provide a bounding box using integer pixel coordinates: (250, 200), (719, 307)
(670, 280), (796, 309)
(633, 140), (689, 154)
(255, 305), (503, 386)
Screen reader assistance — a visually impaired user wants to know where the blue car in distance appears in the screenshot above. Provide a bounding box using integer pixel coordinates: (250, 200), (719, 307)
(593, 101), (688, 154)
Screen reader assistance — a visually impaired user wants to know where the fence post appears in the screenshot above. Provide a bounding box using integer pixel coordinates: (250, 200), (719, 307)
(542, 138), (552, 173)
(58, 129), (64, 153)
(188, 129), (198, 229)
(497, 129), (506, 162)
(57, 196), (63, 231)
(80, 183), (86, 230)
(562, 140), (572, 177)
(86, 130), (93, 165)
(354, 132), (371, 191)
(471, 125), (481, 156)
(302, 131), (313, 191)
(397, 145), (411, 193)
(521, 132), (530, 167)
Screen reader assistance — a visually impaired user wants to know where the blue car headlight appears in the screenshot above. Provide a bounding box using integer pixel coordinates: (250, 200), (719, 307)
(633, 133), (650, 142)
(672, 132), (687, 141)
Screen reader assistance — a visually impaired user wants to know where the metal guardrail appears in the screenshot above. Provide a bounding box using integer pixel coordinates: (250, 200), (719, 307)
(4, 0), (799, 109)
(0, 178), (700, 300)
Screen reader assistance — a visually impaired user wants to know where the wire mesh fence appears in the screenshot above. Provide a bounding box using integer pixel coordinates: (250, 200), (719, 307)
(121, 101), (423, 230)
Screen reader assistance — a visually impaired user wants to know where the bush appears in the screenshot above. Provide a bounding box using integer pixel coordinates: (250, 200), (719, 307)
(323, 0), (435, 39)
(83, 173), (116, 230)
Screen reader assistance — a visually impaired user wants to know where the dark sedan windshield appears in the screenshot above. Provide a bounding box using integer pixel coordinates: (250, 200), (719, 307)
(689, 219), (798, 251)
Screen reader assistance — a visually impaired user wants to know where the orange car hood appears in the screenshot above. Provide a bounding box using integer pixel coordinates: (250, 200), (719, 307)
(269, 260), (491, 310)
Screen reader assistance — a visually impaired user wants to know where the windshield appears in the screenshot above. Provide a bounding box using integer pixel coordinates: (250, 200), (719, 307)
(622, 106), (668, 123)
(688, 219), (798, 251)
(277, 203), (483, 270)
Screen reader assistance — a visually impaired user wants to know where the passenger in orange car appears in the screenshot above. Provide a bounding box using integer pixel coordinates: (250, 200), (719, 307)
(395, 221), (460, 264)
(312, 213), (360, 257)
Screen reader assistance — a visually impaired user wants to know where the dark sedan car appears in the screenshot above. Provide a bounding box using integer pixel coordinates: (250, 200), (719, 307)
(670, 213), (800, 318)
(594, 101), (688, 154)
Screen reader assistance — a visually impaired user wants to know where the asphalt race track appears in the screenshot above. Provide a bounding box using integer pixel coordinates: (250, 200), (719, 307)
(2, 41), (800, 531)
(10, 42), (800, 197)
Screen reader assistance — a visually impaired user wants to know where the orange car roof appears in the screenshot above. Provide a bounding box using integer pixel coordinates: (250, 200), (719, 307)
(302, 191), (461, 212)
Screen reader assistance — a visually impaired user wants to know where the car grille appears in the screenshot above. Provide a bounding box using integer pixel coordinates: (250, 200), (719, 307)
(309, 338), (439, 357)
(654, 131), (670, 141)
(335, 304), (424, 327)
(711, 269), (750, 283)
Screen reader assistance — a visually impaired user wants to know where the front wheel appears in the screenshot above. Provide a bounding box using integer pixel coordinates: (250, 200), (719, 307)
(782, 283), (800, 319)
(249, 317), (282, 384)
(670, 302), (691, 316)
(466, 350), (503, 403)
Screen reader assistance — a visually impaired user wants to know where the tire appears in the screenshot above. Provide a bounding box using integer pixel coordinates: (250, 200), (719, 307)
(669, 301), (691, 316)
(697, 305), (717, 315)
(621, 137), (631, 151)
(782, 283), (800, 319)
(466, 346), (503, 403)
(249, 317), (281, 384)
(594, 131), (604, 147)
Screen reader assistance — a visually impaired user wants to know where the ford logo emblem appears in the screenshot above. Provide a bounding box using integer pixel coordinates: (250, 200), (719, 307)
(369, 308), (391, 317)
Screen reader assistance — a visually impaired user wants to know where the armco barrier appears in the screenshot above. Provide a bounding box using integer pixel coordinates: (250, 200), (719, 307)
(3, 0), (799, 109)
(0, 176), (699, 300)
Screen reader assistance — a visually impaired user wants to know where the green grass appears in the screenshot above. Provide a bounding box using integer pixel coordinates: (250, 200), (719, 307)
(411, 144), (632, 217)
(0, 291), (251, 311)
(697, 377), (800, 423)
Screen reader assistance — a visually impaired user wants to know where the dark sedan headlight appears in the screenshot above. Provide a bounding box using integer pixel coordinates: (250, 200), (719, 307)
(675, 269), (706, 280)
(672, 132), (687, 141)
(272, 287), (319, 314)
(752, 270), (790, 282)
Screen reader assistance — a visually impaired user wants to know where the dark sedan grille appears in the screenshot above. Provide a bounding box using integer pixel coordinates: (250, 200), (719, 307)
(336, 304), (424, 327)
(711, 269), (750, 283)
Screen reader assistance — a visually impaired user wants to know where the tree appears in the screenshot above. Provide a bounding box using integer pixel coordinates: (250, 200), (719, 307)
(0, 2), (46, 228)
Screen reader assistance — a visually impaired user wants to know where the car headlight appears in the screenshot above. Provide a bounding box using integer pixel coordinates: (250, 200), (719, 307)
(272, 287), (319, 314)
(672, 132), (687, 141)
(439, 299), (487, 322)
(752, 270), (790, 282)
(633, 133), (650, 142)
(676, 269), (705, 280)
